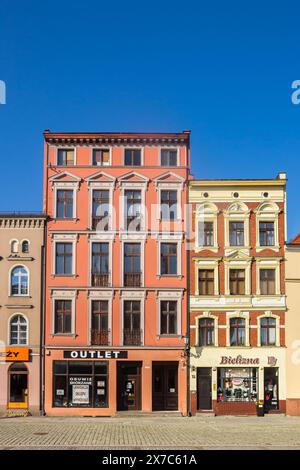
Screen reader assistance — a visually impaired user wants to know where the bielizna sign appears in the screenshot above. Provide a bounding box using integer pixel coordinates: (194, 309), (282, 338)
(63, 350), (128, 359)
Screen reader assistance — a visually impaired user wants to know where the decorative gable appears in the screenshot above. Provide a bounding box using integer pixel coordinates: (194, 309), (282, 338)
(118, 171), (149, 183)
(49, 171), (81, 183)
(85, 171), (116, 188)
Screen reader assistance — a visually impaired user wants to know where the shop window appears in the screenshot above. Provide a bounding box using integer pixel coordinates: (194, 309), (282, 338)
(217, 368), (258, 402)
(53, 361), (108, 408)
(264, 368), (279, 410)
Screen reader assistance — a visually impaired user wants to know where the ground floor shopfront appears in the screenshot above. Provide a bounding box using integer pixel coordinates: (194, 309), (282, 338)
(189, 347), (286, 415)
(44, 348), (187, 416)
(0, 348), (40, 416)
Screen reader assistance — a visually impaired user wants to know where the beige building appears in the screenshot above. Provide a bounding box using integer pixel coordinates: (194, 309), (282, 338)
(286, 233), (300, 415)
(0, 214), (45, 416)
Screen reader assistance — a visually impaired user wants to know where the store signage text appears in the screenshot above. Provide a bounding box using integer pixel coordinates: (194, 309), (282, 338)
(220, 355), (259, 365)
(63, 350), (128, 359)
(0, 348), (30, 362)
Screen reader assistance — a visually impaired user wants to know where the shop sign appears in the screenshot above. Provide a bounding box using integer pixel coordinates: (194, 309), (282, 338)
(69, 377), (92, 386)
(0, 348), (30, 362)
(268, 356), (278, 366)
(63, 350), (128, 359)
(220, 355), (259, 365)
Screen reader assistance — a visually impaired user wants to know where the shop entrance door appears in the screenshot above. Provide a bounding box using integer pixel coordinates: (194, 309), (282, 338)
(264, 368), (279, 411)
(117, 362), (141, 411)
(152, 363), (178, 411)
(8, 363), (28, 409)
(197, 368), (212, 410)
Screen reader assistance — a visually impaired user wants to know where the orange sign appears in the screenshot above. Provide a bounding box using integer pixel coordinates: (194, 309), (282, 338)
(0, 348), (30, 362)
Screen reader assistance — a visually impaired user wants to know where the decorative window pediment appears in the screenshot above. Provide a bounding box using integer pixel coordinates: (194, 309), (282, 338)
(196, 202), (218, 216)
(225, 201), (250, 215)
(153, 172), (184, 187)
(85, 171), (116, 185)
(49, 171), (81, 183)
(256, 202), (280, 215)
(118, 171), (149, 184)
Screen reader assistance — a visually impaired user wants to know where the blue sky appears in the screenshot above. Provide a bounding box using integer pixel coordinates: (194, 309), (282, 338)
(0, 0), (299, 238)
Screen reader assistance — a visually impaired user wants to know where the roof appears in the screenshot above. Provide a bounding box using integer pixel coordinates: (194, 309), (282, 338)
(287, 233), (300, 246)
(189, 176), (287, 187)
(43, 130), (191, 145)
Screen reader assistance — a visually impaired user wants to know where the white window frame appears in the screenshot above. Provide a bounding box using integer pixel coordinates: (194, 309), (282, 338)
(224, 202), (250, 250)
(123, 147), (144, 166)
(156, 233), (182, 278)
(8, 313), (29, 346)
(154, 172), (184, 223)
(224, 259), (252, 296)
(120, 290), (145, 346)
(88, 233), (115, 287)
(10, 239), (19, 254)
(9, 264), (30, 297)
(194, 259), (220, 296)
(85, 171), (116, 231)
(226, 311), (250, 347)
(55, 147), (77, 166)
(256, 258), (281, 296)
(255, 202), (280, 252)
(159, 147), (179, 167)
(88, 290), (113, 345)
(195, 202), (219, 252)
(118, 173), (148, 232)
(157, 290), (183, 336)
(90, 147), (112, 167)
(257, 311), (280, 347)
(50, 172), (80, 220)
(120, 236), (145, 288)
(51, 290), (77, 336)
(195, 312), (219, 347)
(51, 234), (77, 277)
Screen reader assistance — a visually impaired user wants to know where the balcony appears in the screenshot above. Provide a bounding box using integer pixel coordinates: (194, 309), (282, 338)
(92, 216), (109, 231)
(123, 328), (142, 346)
(124, 272), (142, 287)
(91, 273), (109, 287)
(91, 329), (110, 346)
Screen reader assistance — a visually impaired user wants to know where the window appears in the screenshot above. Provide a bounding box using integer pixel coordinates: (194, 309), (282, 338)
(161, 149), (177, 166)
(259, 222), (275, 246)
(57, 190), (73, 219)
(92, 190), (109, 230)
(198, 318), (215, 346)
(124, 243), (141, 287)
(229, 221), (244, 246)
(217, 368), (257, 402)
(54, 300), (72, 334)
(10, 315), (28, 345)
(160, 300), (177, 335)
(125, 190), (141, 231)
(260, 269), (276, 295)
(260, 317), (276, 346)
(91, 300), (109, 345)
(230, 318), (246, 346)
(92, 149), (110, 166)
(124, 149), (141, 166)
(53, 361), (108, 408)
(123, 301), (141, 346)
(11, 240), (18, 254)
(21, 240), (29, 253)
(11, 266), (29, 295)
(57, 149), (74, 166)
(229, 269), (245, 295)
(198, 221), (214, 247)
(55, 243), (73, 275)
(160, 190), (177, 220)
(198, 269), (215, 295)
(161, 243), (177, 275)
(91, 243), (109, 287)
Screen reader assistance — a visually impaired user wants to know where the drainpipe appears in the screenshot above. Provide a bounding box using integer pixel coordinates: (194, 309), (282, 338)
(186, 135), (191, 417)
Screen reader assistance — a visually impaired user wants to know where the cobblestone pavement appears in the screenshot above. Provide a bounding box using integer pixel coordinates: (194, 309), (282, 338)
(0, 415), (300, 450)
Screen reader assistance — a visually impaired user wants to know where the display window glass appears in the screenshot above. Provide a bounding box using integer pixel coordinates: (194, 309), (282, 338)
(53, 361), (108, 408)
(217, 368), (258, 402)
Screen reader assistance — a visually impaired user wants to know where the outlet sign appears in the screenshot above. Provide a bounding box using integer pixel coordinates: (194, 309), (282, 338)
(63, 350), (128, 359)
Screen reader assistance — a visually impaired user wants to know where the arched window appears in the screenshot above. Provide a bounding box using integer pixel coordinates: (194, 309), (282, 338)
(9, 314), (28, 345)
(230, 317), (245, 346)
(11, 266), (29, 295)
(260, 317), (276, 346)
(22, 240), (29, 253)
(11, 240), (18, 254)
(198, 318), (215, 346)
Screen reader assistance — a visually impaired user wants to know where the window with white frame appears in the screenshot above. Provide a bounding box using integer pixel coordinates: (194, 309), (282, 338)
(161, 149), (178, 166)
(55, 242), (73, 275)
(160, 300), (177, 335)
(198, 317), (215, 346)
(256, 202), (280, 250)
(9, 314), (28, 345)
(92, 149), (110, 166)
(260, 317), (276, 346)
(57, 148), (75, 166)
(160, 190), (177, 220)
(196, 203), (218, 251)
(10, 266), (29, 296)
(56, 190), (74, 219)
(92, 189), (110, 231)
(160, 243), (178, 275)
(11, 240), (19, 254)
(224, 202), (250, 249)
